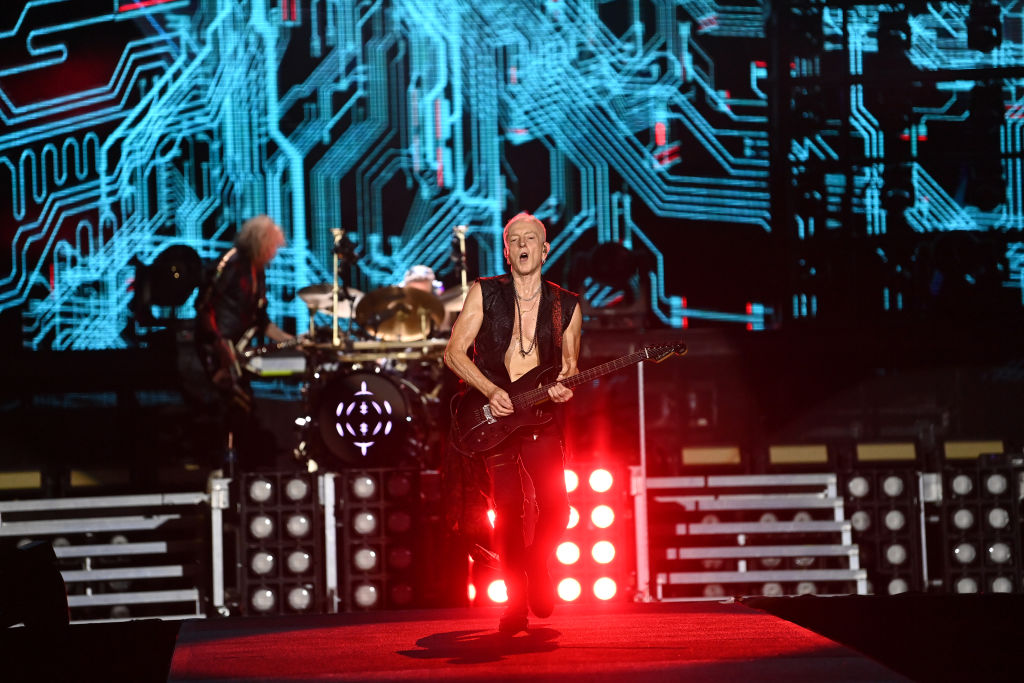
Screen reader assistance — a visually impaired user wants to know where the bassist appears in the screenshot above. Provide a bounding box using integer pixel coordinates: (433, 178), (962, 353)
(444, 212), (582, 634)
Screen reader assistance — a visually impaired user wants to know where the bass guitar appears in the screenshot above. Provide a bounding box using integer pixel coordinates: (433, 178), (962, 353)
(450, 341), (686, 454)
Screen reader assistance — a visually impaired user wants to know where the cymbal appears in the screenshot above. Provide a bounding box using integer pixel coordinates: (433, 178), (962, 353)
(356, 286), (445, 342)
(297, 283), (363, 316)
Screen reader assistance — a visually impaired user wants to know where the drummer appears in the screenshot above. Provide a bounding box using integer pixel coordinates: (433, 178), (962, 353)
(401, 264), (444, 296)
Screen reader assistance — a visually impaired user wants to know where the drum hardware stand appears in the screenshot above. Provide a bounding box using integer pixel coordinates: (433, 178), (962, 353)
(452, 224), (469, 304)
(330, 228), (360, 347)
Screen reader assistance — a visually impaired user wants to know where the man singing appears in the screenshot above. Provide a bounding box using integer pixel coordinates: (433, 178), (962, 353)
(444, 212), (582, 633)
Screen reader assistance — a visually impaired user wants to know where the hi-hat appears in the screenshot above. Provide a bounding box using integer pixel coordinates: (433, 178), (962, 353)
(297, 283), (363, 317)
(356, 286), (445, 342)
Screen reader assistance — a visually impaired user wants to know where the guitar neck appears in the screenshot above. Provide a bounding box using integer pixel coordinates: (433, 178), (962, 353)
(511, 350), (647, 408)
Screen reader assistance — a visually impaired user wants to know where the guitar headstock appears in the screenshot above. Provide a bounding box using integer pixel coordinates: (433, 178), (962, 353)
(642, 341), (687, 363)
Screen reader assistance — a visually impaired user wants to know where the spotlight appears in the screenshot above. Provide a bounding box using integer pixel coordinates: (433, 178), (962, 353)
(558, 578), (582, 601)
(987, 507), (1010, 529)
(589, 469), (613, 493)
(956, 577), (979, 593)
(387, 510), (412, 534)
(954, 542), (977, 564)
(951, 474), (974, 496)
(565, 470), (579, 493)
(354, 583), (379, 608)
(991, 577), (1013, 593)
(353, 511), (378, 535)
(882, 476), (905, 497)
(884, 509), (906, 532)
(251, 552), (275, 575)
(592, 541), (616, 564)
(285, 477), (310, 501)
(251, 588), (276, 612)
(591, 505), (615, 529)
(353, 547), (378, 571)
(249, 479), (274, 503)
(885, 544), (908, 566)
(848, 476), (870, 498)
(486, 580), (508, 603)
(984, 473), (1008, 495)
(952, 508), (975, 531)
(888, 578), (909, 595)
(593, 577), (617, 600)
(388, 546), (413, 570)
(762, 582), (784, 597)
(851, 510), (872, 532)
(387, 472), (413, 498)
(287, 586), (312, 611)
(796, 582), (817, 596)
(567, 506), (580, 529)
(286, 513), (312, 538)
(557, 542), (581, 565)
(249, 515), (274, 540)
(988, 542), (1011, 564)
(703, 584), (726, 598)
(390, 583), (414, 606)
(287, 551), (311, 574)
(352, 475), (377, 500)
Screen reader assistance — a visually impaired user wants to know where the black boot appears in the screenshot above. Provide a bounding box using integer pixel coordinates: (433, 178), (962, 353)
(525, 547), (555, 618)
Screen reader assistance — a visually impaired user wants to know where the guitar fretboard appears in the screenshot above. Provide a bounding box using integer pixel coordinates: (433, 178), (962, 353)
(511, 349), (649, 408)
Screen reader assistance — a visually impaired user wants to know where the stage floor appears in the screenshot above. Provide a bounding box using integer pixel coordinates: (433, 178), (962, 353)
(5, 595), (1024, 681)
(167, 601), (905, 682)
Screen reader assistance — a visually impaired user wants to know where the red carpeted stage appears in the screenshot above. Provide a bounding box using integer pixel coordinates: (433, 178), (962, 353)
(167, 601), (904, 682)
(5, 595), (1024, 681)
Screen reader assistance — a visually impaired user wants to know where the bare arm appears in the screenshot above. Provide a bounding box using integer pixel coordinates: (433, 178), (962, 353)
(549, 301), (582, 403)
(444, 282), (515, 416)
(264, 322), (292, 343)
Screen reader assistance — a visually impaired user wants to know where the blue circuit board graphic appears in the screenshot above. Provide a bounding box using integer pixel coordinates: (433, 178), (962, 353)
(0, 0), (1021, 350)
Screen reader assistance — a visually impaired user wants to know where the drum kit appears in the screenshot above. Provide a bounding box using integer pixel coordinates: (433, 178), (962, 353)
(286, 227), (472, 470)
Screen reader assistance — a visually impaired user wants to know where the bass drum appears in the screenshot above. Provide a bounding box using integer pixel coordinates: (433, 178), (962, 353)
(308, 370), (427, 468)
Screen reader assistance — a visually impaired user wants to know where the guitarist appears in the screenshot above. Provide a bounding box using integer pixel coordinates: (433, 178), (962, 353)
(194, 215), (295, 469)
(444, 212), (582, 634)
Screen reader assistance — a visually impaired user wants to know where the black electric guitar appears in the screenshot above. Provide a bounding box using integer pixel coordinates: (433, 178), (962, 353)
(450, 341), (687, 454)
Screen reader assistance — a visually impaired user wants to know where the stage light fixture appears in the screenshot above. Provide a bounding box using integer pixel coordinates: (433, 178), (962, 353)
(956, 577), (979, 593)
(387, 510), (412, 534)
(288, 586), (312, 611)
(249, 479), (273, 503)
(589, 469), (613, 493)
(352, 475), (377, 500)
(796, 581), (817, 596)
(354, 583), (379, 608)
(388, 546), (413, 571)
(848, 476), (870, 498)
(565, 470), (579, 493)
(353, 511), (378, 535)
(250, 515), (274, 540)
(557, 542), (581, 565)
(991, 577), (1013, 593)
(486, 580), (508, 603)
(988, 542), (1011, 564)
(387, 472), (413, 498)
(884, 509), (906, 532)
(984, 473), (1008, 495)
(888, 578), (909, 595)
(952, 508), (975, 531)
(951, 473), (974, 496)
(851, 510), (871, 532)
(885, 544), (908, 565)
(251, 588), (275, 612)
(353, 547), (378, 571)
(593, 577), (617, 600)
(703, 584), (726, 598)
(762, 582), (784, 597)
(285, 477), (310, 502)
(882, 476), (904, 497)
(251, 552), (275, 575)
(390, 583), (414, 606)
(286, 513), (312, 538)
(954, 542), (977, 564)
(558, 578), (582, 601)
(987, 507), (1009, 530)
(592, 541), (615, 564)
(287, 550), (311, 574)
(591, 505), (615, 529)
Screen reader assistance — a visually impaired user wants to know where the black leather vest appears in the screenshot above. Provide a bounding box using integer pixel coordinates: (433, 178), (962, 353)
(472, 275), (579, 387)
